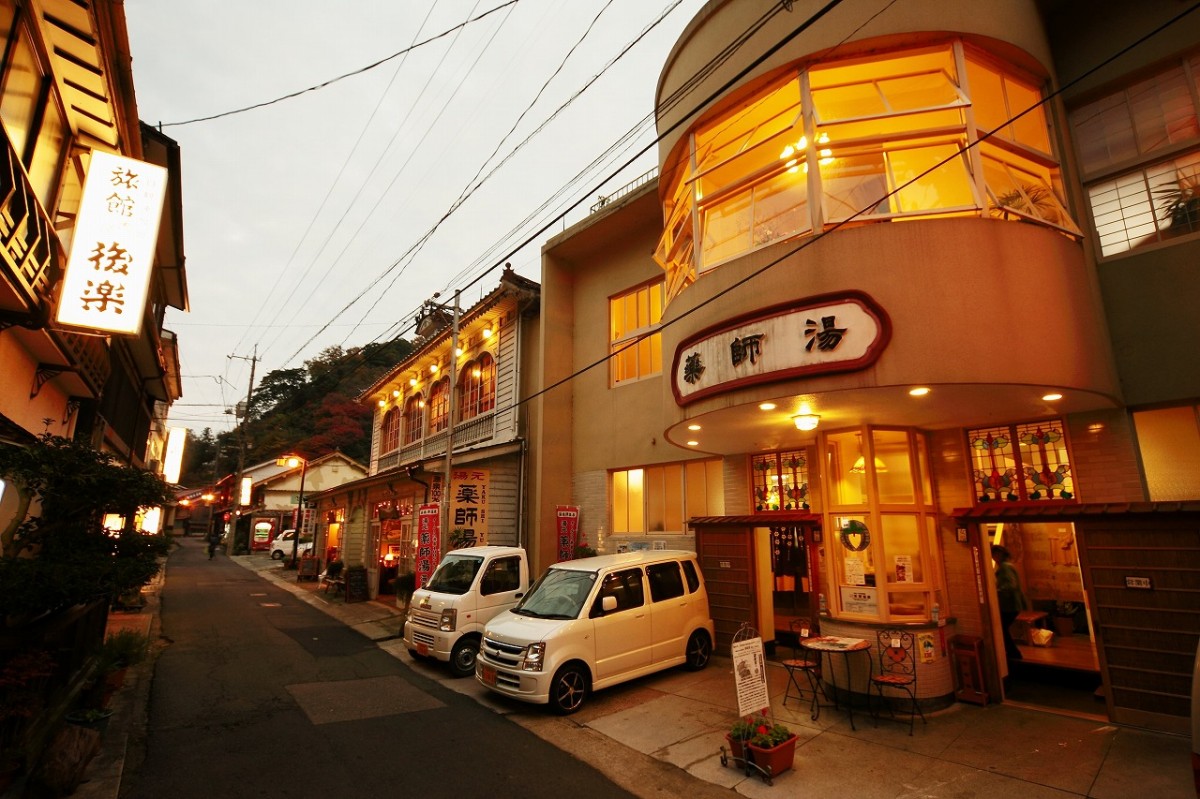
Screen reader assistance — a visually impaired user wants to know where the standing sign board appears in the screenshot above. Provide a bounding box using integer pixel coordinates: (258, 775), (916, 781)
(415, 504), (441, 589)
(731, 636), (770, 718)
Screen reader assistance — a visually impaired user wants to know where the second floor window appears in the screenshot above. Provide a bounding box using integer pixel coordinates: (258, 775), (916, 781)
(459, 353), (496, 420)
(610, 280), (664, 385)
(381, 407), (400, 453)
(429, 379), (449, 433)
(403, 395), (424, 445)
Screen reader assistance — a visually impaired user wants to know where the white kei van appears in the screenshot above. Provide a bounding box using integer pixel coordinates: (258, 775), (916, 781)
(475, 550), (714, 714)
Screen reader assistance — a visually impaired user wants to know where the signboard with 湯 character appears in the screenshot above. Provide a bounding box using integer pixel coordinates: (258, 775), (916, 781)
(415, 505), (441, 589)
(450, 468), (489, 546)
(556, 505), (580, 562)
(56, 151), (168, 335)
(670, 292), (890, 406)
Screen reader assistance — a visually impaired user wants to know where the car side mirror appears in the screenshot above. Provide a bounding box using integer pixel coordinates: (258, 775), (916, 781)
(602, 595), (618, 613)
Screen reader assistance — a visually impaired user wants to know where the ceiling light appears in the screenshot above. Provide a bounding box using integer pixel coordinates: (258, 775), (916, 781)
(793, 414), (820, 431)
(850, 456), (888, 474)
(1042, 392), (1063, 401)
(909, 387), (930, 397)
(409, 377), (417, 387)
(430, 364), (439, 374)
(759, 402), (776, 411)
(455, 347), (463, 357)
(687, 424), (701, 431)
(392, 389), (401, 398)
(377, 399), (386, 407)
(482, 327), (493, 339)
(686, 440), (700, 447)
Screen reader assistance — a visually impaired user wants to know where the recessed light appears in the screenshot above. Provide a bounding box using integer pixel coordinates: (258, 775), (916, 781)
(759, 402), (776, 411)
(687, 424), (701, 431)
(909, 387), (930, 397)
(686, 440), (700, 446)
(1042, 392), (1063, 402)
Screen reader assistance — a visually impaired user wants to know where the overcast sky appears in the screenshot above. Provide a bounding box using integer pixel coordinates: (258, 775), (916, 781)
(124, 1), (707, 433)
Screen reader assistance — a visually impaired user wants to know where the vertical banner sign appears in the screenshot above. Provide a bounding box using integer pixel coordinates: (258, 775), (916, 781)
(555, 505), (580, 562)
(57, 151), (168, 335)
(415, 504), (441, 589)
(450, 468), (490, 546)
(730, 636), (770, 718)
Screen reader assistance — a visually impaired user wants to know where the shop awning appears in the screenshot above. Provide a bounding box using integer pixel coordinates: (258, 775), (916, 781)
(952, 500), (1200, 521)
(689, 513), (819, 526)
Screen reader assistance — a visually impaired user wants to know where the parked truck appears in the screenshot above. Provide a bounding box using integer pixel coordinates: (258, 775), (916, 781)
(401, 545), (529, 677)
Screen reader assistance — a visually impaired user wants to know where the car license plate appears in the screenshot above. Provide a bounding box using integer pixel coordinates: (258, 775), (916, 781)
(481, 666), (497, 686)
(416, 643), (428, 657)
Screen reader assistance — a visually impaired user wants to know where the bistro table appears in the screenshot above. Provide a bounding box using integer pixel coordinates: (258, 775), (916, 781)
(801, 635), (872, 731)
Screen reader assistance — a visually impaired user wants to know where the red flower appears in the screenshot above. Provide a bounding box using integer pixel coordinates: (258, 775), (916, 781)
(757, 725), (769, 735)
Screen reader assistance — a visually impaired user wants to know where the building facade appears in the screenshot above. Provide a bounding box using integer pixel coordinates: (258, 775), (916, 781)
(311, 267), (540, 598)
(0, 0), (186, 469)
(531, 0), (1199, 733)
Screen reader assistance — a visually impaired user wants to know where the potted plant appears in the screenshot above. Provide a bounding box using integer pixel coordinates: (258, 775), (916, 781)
(746, 715), (797, 777)
(726, 716), (757, 761)
(1053, 601), (1080, 637)
(1155, 168), (1200, 236)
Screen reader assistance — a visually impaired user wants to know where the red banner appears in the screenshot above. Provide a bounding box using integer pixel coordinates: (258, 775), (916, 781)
(556, 505), (580, 562)
(415, 504), (441, 589)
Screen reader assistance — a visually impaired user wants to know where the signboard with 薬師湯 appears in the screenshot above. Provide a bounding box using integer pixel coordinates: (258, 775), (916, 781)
(56, 151), (168, 335)
(450, 468), (489, 546)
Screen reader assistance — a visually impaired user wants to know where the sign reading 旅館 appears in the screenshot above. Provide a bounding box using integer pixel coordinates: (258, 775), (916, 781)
(56, 151), (168, 336)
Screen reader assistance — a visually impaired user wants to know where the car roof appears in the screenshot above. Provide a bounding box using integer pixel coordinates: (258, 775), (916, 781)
(445, 545), (525, 557)
(549, 550), (696, 572)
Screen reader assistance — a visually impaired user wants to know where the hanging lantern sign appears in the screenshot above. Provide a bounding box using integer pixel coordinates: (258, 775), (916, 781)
(56, 150), (168, 335)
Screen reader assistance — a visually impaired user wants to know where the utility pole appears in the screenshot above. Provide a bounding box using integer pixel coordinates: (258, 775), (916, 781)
(227, 345), (258, 555)
(442, 290), (461, 556)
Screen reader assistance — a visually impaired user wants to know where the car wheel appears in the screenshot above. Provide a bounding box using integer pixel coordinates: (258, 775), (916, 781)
(270, 549), (283, 560)
(684, 630), (712, 671)
(549, 665), (588, 715)
(449, 637), (479, 678)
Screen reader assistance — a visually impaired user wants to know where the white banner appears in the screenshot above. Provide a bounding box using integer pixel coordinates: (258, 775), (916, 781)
(731, 636), (770, 718)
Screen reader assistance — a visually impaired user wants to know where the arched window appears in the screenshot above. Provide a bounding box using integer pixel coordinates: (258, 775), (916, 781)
(403, 395), (424, 445)
(459, 353), (496, 421)
(429, 379), (450, 433)
(381, 407), (400, 453)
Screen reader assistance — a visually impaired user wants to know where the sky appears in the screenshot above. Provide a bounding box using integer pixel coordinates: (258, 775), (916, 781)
(123, 0), (708, 433)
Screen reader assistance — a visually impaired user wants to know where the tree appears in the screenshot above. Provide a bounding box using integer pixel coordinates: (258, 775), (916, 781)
(0, 435), (172, 619)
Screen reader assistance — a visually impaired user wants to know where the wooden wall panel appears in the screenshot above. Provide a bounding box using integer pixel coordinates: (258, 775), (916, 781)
(695, 525), (756, 656)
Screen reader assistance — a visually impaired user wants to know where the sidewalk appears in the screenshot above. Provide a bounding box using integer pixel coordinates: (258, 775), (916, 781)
(80, 550), (1196, 799)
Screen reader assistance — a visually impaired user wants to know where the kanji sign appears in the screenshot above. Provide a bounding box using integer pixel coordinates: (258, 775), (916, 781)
(57, 151), (168, 335)
(415, 504), (441, 589)
(556, 505), (580, 562)
(671, 293), (890, 406)
(449, 468), (489, 546)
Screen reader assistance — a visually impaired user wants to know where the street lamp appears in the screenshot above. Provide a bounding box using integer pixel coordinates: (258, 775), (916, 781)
(276, 455), (308, 567)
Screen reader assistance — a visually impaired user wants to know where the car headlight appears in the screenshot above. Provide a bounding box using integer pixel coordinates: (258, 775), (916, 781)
(438, 608), (457, 632)
(521, 642), (546, 672)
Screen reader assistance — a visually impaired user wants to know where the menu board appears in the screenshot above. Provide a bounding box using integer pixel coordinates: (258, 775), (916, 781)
(345, 565), (368, 604)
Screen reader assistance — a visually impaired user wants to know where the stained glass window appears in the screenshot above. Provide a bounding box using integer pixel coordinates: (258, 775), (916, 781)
(967, 419), (1075, 503)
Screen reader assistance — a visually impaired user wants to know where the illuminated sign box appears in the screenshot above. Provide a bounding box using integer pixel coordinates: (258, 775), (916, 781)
(56, 151), (168, 335)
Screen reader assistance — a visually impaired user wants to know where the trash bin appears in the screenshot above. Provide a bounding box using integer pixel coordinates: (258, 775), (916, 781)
(951, 634), (989, 705)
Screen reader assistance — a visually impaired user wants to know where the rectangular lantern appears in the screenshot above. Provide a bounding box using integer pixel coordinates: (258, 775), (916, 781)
(56, 150), (168, 335)
(163, 426), (187, 485)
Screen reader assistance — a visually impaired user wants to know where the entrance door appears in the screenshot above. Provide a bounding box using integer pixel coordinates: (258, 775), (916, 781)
(768, 525), (816, 647)
(986, 522), (1101, 715)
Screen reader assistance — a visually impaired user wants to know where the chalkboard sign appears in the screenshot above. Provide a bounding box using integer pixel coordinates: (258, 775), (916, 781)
(344, 565), (368, 604)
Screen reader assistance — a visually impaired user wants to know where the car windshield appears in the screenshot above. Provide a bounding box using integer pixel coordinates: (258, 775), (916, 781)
(512, 568), (596, 620)
(425, 554), (484, 595)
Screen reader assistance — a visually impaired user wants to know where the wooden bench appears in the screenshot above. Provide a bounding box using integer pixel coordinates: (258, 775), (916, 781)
(1012, 610), (1049, 644)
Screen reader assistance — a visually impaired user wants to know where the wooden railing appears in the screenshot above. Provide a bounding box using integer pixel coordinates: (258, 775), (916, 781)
(376, 411), (498, 474)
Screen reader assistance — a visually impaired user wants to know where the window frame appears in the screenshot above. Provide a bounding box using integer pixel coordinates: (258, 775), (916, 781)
(381, 406), (400, 454)
(402, 394), (424, 445)
(609, 279), (665, 386)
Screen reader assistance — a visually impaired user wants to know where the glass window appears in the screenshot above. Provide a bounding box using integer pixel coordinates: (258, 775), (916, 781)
(682, 559), (700, 593)
(1070, 54), (1200, 257)
(28, 97), (65, 208)
(403, 395), (424, 445)
(966, 419), (1075, 502)
(659, 41), (1076, 303)
(481, 556), (522, 595)
(594, 568), (645, 613)
(381, 407), (400, 453)
(611, 458), (723, 535)
(429, 379), (449, 433)
(610, 281), (664, 385)
(826, 430), (868, 507)
(459, 352), (496, 421)
(1133, 405), (1200, 500)
(881, 514), (923, 584)
(873, 429), (915, 505)
(647, 562), (685, 602)
(750, 450), (810, 512)
(0, 27), (41, 162)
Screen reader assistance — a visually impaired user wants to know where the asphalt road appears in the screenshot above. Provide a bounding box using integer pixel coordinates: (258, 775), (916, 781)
(122, 539), (634, 799)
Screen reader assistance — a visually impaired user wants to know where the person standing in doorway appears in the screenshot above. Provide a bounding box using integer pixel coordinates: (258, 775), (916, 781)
(993, 545), (1027, 661)
(207, 528), (221, 560)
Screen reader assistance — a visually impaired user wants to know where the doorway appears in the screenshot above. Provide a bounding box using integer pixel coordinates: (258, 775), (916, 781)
(758, 524), (819, 652)
(987, 522), (1102, 716)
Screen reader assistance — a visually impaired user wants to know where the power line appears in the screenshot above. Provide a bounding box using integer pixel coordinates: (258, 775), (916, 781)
(155, 1), (521, 128)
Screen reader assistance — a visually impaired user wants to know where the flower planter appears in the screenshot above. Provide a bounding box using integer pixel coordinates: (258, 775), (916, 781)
(748, 734), (797, 777)
(724, 733), (748, 762)
(65, 708), (113, 733)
